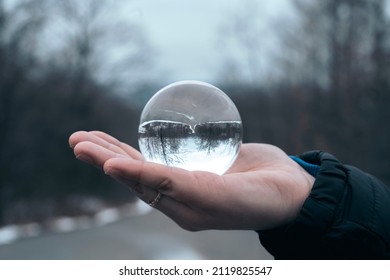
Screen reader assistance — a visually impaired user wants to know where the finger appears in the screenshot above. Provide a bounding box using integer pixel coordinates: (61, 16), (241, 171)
(70, 131), (130, 157)
(70, 131), (143, 160)
(73, 141), (125, 169)
(109, 169), (204, 231)
(105, 158), (277, 217)
(69, 131), (87, 148)
(90, 131), (143, 160)
(103, 157), (223, 206)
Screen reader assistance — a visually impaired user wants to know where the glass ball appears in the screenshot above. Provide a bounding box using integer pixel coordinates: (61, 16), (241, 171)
(138, 80), (242, 175)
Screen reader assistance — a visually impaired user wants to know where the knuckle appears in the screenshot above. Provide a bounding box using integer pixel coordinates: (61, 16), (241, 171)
(155, 177), (172, 193)
(153, 166), (176, 193)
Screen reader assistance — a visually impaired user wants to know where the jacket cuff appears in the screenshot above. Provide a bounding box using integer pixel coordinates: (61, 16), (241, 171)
(256, 151), (348, 259)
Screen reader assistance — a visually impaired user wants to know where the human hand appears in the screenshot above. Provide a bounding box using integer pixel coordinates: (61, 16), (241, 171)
(69, 131), (314, 231)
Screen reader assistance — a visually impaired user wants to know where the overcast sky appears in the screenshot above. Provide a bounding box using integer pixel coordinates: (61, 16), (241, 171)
(129, 0), (291, 84)
(10, 0), (292, 90)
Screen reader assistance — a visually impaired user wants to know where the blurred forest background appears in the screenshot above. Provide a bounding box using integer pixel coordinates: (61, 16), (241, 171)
(0, 0), (389, 229)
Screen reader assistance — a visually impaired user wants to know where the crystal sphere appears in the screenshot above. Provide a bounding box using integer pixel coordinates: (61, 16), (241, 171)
(138, 80), (242, 175)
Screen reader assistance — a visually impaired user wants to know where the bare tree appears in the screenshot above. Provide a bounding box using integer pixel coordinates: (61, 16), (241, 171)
(0, 0), (154, 226)
(0, 0), (47, 224)
(215, 0), (390, 185)
(41, 0), (155, 94)
(275, 0), (390, 91)
(278, 0), (390, 181)
(216, 0), (267, 86)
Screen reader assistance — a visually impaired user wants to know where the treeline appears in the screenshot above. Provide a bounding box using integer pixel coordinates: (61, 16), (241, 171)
(224, 0), (390, 186)
(0, 0), (149, 226)
(228, 82), (390, 186)
(1, 0), (390, 227)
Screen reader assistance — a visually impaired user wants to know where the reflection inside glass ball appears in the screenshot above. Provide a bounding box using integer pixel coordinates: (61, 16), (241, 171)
(138, 80), (242, 175)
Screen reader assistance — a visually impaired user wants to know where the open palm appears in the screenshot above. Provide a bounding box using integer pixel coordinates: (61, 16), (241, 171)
(69, 131), (314, 231)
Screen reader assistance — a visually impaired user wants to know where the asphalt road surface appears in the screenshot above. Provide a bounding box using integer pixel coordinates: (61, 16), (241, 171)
(0, 208), (273, 260)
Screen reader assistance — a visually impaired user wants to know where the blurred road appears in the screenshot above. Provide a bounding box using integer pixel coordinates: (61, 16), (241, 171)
(0, 208), (272, 260)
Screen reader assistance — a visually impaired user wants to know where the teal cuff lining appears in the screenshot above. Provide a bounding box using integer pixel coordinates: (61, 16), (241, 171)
(289, 156), (320, 177)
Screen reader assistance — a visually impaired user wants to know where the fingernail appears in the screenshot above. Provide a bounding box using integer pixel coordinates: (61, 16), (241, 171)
(76, 154), (94, 165)
(105, 167), (120, 176)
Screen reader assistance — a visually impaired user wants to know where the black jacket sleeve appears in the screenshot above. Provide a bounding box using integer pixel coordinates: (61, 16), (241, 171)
(257, 151), (390, 259)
